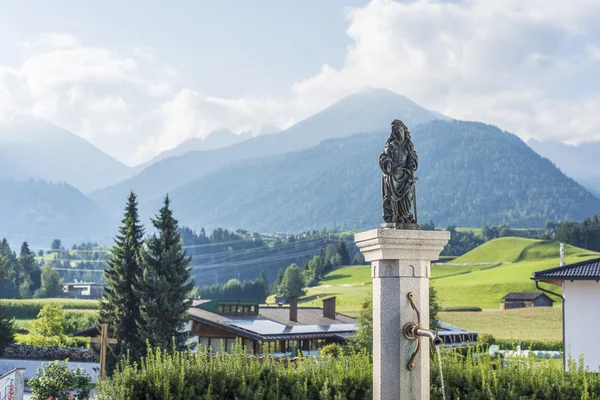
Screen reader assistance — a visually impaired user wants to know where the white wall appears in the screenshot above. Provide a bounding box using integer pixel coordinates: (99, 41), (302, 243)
(564, 280), (600, 371)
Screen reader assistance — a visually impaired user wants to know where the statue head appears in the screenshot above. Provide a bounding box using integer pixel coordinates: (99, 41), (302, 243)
(390, 119), (408, 142)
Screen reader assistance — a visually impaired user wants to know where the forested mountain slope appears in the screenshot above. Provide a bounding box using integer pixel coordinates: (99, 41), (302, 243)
(90, 89), (446, 216)
(163, 120), (600, 232)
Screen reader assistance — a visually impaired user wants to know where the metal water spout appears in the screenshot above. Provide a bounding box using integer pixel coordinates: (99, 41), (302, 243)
(403, 292), (444, 370)
(404, 323), (443, 347)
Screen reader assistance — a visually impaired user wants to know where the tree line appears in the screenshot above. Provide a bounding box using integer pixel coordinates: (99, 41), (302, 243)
(0, 240), (62, 299)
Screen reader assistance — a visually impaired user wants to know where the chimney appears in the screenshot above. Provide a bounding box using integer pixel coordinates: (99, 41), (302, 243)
(323, 297), (336, 320)
(289, 296), (298, 322)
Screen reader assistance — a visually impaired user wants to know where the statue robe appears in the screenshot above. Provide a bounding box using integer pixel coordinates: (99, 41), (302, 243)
(379, 139), (417, 224)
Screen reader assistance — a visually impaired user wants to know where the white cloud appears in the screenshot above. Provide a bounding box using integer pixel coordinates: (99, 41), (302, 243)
(289, 0), (600, 144)
(2, 1), (600, 166)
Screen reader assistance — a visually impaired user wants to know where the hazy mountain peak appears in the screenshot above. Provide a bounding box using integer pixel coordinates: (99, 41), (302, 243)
(134, 128), (253, 172)
(257, 124), (281, 136)
(0, 117), (131, 193)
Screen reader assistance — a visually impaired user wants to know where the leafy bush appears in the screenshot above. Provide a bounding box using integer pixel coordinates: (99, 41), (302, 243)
(97, 345), (372, 399)
(64, 311), (98, 335)
(31, 304), (65, 336)
(442, 306), (483, 312)
(320, 343), (342, 357)
(431, 346), (600, 399)
(14, 334), (90, 348)
(28, 360), (91, 400)
(0, 299), (98, 319)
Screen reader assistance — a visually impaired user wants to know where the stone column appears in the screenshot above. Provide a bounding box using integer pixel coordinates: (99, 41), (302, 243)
(355, 228), (449, 400)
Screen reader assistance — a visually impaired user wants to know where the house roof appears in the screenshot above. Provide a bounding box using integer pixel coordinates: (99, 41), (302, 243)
(188, 304), (357, 341)
(533, 257), (600, 282)
(500, 292), (554, 302)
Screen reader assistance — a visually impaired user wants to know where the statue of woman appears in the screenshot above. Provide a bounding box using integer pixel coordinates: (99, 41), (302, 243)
(379, 119), (418, 226)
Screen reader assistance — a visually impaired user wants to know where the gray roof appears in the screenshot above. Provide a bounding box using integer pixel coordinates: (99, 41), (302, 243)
(188, 305), (357, 341)
(533, 258), (600, 281)
(501, 292), (553, 302)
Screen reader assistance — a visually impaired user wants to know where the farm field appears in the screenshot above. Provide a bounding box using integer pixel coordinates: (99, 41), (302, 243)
(439, 307), (562, 341)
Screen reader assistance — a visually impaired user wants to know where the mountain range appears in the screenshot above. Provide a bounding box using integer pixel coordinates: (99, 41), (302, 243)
(133, 129), (254, 173)
(2, 89), (600, 244)
(0, 118), (132, 193)
(527, 139), (600, 196)
(89, 89), (447, 215)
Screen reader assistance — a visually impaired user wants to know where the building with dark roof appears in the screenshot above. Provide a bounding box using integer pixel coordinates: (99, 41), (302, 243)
(187, 297), (356, 356)
(500, 292), (554, 310)
(533, 257), (600, 370)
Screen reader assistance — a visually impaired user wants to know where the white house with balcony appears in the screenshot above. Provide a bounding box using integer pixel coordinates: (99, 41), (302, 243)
(533, 257), (600, 370)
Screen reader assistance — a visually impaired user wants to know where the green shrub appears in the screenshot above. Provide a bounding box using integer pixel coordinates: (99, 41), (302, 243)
(63, 311), (98, 335)
(442, 306), (483, 312)
(31, 304), (65, 336)
(478, 333), (496, 345)
(97, 344), (372, 399)
(0, 299), (98, 319)
(320, 343), (342, 358)
(431, 346), (600, 399)
(14, 334), (90, 348)
(28, 360), (91, 400)
(493, 338), (563, 352)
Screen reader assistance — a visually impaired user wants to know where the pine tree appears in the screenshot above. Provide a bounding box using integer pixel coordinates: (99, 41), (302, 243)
(18, 242), (38, 298)
(137, 195), (194, 352)
(0, 240), (19, 299)
(0, 248), (15, 352)
(100, 192), (145, 367)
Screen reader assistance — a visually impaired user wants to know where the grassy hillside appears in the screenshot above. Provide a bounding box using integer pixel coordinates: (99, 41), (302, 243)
(451, 237), (538, 263)
(287, 237), (599, 316)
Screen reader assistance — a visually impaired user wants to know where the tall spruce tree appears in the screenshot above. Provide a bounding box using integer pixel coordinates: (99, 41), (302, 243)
(18, 242), (38, 298)
(137, 195), (194, 351)
(100, 192), (145, 366)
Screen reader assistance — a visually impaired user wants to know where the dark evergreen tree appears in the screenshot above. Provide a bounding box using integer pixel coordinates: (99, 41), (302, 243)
(100, 192), (146, 367)
(137, 195), (194, 352)
(337, 241), (351, 266)
(18, 242), (38, 298)
(0, 240), (19, 299)
(0, 250), (15, 352)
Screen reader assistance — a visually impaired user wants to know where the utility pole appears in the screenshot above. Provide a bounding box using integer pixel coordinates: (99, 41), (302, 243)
(214, 272), (218, 285)
(560, 243), (565, 266)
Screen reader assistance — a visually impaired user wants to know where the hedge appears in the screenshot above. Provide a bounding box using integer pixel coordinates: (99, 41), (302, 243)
(97, 344), (600, 399)
(431, 346), (600, 399)
(442, 306), (483, 312)
(0, 299), (99, 319)
(14, 334), (90, 348)
(97, 345), (372, 399)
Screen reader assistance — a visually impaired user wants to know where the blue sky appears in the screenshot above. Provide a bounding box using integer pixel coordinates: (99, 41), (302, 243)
(0, 0), (367, 98)
(0, 0), (599, 165)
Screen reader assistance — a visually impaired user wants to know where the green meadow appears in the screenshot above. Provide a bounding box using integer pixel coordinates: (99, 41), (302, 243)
(281, 237), (600, 339)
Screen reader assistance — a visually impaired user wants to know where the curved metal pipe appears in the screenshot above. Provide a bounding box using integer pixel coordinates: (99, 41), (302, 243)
(415, 327), (443, 347)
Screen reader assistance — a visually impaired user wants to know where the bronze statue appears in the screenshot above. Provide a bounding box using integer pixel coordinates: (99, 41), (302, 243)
(379, 119), (419, 228)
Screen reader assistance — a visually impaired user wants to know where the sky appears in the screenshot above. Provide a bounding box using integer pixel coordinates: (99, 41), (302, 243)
(0, 0), (599, 166)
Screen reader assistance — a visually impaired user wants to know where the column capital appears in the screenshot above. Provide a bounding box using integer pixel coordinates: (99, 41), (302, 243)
(354, 228), (450, 262)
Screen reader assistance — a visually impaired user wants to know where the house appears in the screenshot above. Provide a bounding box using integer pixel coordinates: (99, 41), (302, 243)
(500, 292), (554, 310)
(533, 257), (600, 370)
(62, 281), (104, 299)
(186, 297), (356, 356)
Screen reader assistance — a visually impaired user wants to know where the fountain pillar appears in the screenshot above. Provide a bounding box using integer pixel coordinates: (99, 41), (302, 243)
(355, 228), (449, 400)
